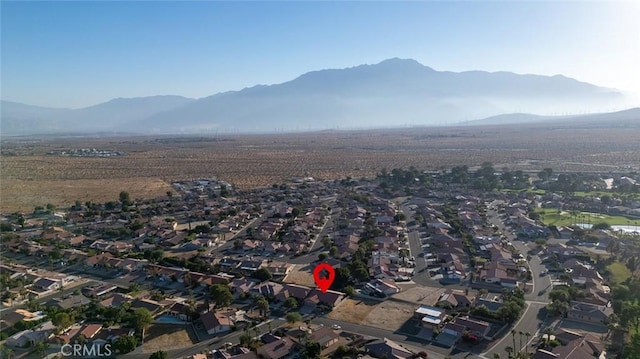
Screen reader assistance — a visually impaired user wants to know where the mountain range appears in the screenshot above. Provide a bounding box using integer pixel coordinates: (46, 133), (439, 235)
(1, 58), (636, 135)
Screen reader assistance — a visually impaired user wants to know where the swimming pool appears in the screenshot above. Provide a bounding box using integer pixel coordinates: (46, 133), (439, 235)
(154, 315), (188, 324)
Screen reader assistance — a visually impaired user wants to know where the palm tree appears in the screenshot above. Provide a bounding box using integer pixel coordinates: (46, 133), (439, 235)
(255, 296), (269, 318)
(518, 331), (524, 352)
(525, 332), (531, 349)
(0, 346), (15, 359)
(505, 345), (514, 358)
(493, 354), (501, 359)
(511, 329), (517, 354)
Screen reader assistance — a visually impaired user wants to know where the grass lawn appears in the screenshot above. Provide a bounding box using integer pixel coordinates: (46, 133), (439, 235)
(500, 188), (547, 195)
(606, 261), (632, 284)
(500, 188), (640, 200)
(537, 208), (637, 227)
(571, 191), (640, 200)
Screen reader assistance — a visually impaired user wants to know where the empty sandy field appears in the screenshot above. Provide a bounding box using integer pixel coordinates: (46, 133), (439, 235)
(2, 125), (639, 212)
(0, 178), (172, 213)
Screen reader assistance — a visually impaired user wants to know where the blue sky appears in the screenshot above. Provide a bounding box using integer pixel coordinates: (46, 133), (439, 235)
(2, 1), (639, 108)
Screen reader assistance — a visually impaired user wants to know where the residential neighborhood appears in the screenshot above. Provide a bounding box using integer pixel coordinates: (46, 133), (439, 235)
(1, 168), (639, 359)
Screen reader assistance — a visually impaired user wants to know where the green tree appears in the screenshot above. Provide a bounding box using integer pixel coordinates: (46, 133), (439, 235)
(119, 191), (132, 206)
(255, 296), (269, 317)
(132, 308), (153, 340)
(318, 252), (329, 261)
(0, 345), (15, 359)
(149, 350), (168, 359)
(548, 300), (569, 317)
(592, 222), (611, 230)
(621, 302), (640, 331)
(343, 285), (355, 297)
(301, 340), (321, 359)
(320, 236), (333, 249)
(114, 335), (138, 354)
(253, 268), (273, 282)
(210, 284), (233, 308)
(286, 312), (302, 323)
(284, 297), (298, 310)
(148, 249), (164, 263)
(239, 332), (256, 347)
(335, 345), (349, 357)
(624, 333), (640, 359)
(52, 312), (74, 333)
(34, 342), (48, 359)
(393, 213), (406, 222)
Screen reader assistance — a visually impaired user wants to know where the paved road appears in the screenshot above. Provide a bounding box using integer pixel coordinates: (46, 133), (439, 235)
(482, 201), (552, 358)
(0, 278), (97, 313)
(313, 317), (480, 359)
(122, 318), (287, 359)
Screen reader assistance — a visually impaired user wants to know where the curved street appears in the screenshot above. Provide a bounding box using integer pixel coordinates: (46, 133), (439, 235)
(482, 201), (552, 358)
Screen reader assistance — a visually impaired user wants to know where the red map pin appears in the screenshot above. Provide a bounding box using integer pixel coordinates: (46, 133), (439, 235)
(313, 263), (335, 293)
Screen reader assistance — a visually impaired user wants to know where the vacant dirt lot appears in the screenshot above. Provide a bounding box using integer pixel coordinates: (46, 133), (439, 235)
(283, 264), (317, 287)
(392, 286), (448, 305)
(360, 300), (417, 330)
(2, 124), (639, 212)
(142, 324), (194, 352)
(327, 285), (448, 332)
(327, 298), (378, 324)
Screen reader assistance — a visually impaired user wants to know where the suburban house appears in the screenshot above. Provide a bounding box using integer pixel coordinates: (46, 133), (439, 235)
(31, 277), (61, 292)
(533, 329), (605, 359)
(99, 293), (132, 308)
(201, 310), (233, 335)
(364, 338), (414, 359)
(250, 281), (284, 299)
(167, 301), (192, 322)
(453, 316), (491, 340)
(78, 323), (103, 341)
(566, 301), (612, 327)
(6, 321), (56, 348)
(475, 293), (504, 313)
(303, 289), (345, 309)
(368, 278), (401, 296)
(256, 337), (295, 359)
(308, 326), (340, 349)
(436, 289), (473, 310)
(436, 322), (466, 348)
(413, 305), (446, 328)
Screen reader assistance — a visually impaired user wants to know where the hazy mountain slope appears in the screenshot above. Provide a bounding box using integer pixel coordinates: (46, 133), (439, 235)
(137, 58), (628, 133)
(1, 101), (73, 134)
(464, 113), (553, 126)
(1, 96), (194, 135)
(71, 95), (195, 128)
(2, 58), (633, 135)
(467, 107), (640, 127)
